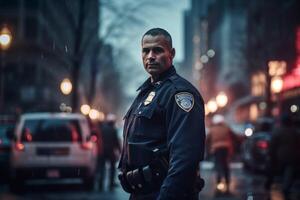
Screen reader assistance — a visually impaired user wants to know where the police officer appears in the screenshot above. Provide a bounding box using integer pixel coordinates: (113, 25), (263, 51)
(118, 28), (206, 200)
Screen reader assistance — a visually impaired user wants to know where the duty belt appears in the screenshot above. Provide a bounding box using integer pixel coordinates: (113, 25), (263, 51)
(118, 146), (204, 194)
(118, 158), (167, 194)
(118, 165), (205, 195)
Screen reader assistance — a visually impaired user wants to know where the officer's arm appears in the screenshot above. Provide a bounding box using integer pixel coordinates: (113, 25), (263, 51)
(158, 90), (206, 200)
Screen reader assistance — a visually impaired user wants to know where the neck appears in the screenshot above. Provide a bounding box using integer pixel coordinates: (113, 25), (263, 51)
(150, 65), (173, 83)
(150, 75), (159, 83)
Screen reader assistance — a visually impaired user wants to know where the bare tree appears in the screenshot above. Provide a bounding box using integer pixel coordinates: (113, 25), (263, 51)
(34, 0), (173, 113)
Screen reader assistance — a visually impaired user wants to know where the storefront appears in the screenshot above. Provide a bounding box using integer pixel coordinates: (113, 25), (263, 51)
(280, 66), (300, 122)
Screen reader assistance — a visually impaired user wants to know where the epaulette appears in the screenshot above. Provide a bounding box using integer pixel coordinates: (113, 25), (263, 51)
(168, 74), (203, 102)
(168, 74), (181, 90)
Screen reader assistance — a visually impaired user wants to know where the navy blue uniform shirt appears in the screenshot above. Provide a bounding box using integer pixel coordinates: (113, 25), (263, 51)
(119, 66), (206, 199)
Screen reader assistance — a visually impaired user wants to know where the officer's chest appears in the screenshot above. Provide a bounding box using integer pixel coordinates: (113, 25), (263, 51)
(126, 86), (167, 140)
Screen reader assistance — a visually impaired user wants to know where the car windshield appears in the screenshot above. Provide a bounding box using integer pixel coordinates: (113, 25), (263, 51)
(21, 119), (82, 142)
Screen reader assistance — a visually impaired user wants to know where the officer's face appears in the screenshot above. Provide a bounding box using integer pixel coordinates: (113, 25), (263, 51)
(142, 35), (175, 79)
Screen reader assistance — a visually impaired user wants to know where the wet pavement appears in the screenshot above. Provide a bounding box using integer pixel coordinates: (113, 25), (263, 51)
(0, 161), (298, 200)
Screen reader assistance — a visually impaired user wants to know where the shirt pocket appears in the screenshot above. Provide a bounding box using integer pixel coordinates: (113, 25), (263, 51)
(133, 103), (155, 119)
(130, 103), (163, 140)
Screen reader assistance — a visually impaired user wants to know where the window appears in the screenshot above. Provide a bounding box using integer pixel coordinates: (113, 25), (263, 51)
(21, 119), (83, 142)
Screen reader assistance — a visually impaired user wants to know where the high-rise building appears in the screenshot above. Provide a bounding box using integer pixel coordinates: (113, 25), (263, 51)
(0, 0), (101, 113)
(184, 0), (299, 121)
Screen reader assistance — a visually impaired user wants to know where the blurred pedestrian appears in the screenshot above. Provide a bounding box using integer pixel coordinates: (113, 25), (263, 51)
(265, 114), (300, 200)
(206, 114), (234, 193)
(118, 28), (206, 200)
(98, 114), (121, 191)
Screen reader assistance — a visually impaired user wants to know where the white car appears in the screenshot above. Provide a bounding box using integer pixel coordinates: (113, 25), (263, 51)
(9, 113), (97, 190)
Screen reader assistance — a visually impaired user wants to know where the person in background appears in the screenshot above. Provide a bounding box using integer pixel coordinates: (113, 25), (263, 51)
(98, 113), (121, 191)
(206, 114), (234, 193)
(265, 114), (300, 200)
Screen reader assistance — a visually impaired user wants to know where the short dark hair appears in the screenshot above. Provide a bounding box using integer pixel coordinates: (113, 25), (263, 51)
(142, 28), (173, 48)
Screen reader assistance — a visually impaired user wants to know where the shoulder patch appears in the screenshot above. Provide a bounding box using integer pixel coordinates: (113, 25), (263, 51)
(175, 92), (194, 112)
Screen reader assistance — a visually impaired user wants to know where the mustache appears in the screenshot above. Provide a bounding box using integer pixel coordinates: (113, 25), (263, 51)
(147, 62), (159, 65)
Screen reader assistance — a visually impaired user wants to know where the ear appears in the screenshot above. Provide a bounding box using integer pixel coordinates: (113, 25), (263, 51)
(171, 48), (175, 58)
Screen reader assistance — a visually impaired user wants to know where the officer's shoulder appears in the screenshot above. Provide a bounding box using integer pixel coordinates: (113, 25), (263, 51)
(168, 74), (200, 95)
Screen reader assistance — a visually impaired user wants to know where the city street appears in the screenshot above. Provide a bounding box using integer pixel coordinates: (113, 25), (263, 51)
(0, 162), (291, 200)
(1, 0), (299, 199)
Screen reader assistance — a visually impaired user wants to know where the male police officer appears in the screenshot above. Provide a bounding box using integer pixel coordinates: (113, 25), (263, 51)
(118, 28), (206, 200)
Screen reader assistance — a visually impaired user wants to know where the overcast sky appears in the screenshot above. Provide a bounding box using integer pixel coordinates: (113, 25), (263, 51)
(101, 0), (190, 63)
(100, 0), (191, 106)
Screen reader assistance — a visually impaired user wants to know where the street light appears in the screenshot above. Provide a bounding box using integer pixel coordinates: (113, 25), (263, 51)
(271, 76), (283, 94)
(60, 78), (72, 95)
(207, 99), (218, 113)
(216, 92), (228, 108)
(0, 26), (12, 112)
(0, 26), (12, 50)
(204, 104), (210, 116)
(80, 104), (91, 115)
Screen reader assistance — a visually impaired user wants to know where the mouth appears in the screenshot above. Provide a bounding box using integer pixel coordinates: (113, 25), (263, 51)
(147, 63), (158, 68)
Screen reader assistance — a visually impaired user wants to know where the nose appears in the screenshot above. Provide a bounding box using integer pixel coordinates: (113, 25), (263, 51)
(147, 50), (155, 60)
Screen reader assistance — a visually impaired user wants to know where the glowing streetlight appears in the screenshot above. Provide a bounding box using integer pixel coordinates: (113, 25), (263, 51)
(0, 26), (12, 112)
(290, 105), (298, 113)
(0, 26), (12, 50)
(99, 112), (105, 121)
(204, 104), (210, 116)
(244, 128), (253, 137)
(80, 104), (91, 115)
(216, 92), (228, 107)
(60, 78), (72, 95)
(271, 76), (283, 94)
(207, 49), (215, 58)
(89, 109), (99, 120)
(207, 99), (218, 113)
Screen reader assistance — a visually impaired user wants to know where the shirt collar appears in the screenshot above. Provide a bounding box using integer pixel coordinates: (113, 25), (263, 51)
(137, 66), (176, 91)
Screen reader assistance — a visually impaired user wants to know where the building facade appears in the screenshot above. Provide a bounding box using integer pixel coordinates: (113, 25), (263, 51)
(0, 0), (102, 114)
(184, 0), (300, 123)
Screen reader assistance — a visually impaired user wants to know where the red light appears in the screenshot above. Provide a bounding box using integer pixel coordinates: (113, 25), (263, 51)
(15, 142), (25, 151)
(24, 128), (32, 142)
(25, 132), (32, 142)
(297, 27), (300, 53)
(256, 140), (268, 149)
(81, 142), (93, 150)
(284, 26), (300, 91)
(283, 73), (300, 91)
(91, 135), (97, 143)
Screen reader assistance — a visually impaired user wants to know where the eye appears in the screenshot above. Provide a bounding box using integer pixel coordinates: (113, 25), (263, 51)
(142, 48), (149, 54)
(153, 47), (164, 53)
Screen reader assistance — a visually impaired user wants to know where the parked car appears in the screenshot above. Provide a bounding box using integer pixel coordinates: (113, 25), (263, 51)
(0, 115), (16, 183)
(241, 131), (272, 172)
(8, 113), (97, 191)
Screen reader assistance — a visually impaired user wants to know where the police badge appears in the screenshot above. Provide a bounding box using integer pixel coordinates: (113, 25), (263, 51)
(144, 91), (156, 105)
(175, 92), (194, 112)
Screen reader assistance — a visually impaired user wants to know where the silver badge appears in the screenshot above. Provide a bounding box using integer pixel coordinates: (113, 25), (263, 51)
(175, 92), (194, 112)
(144, 91), (155, 105)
